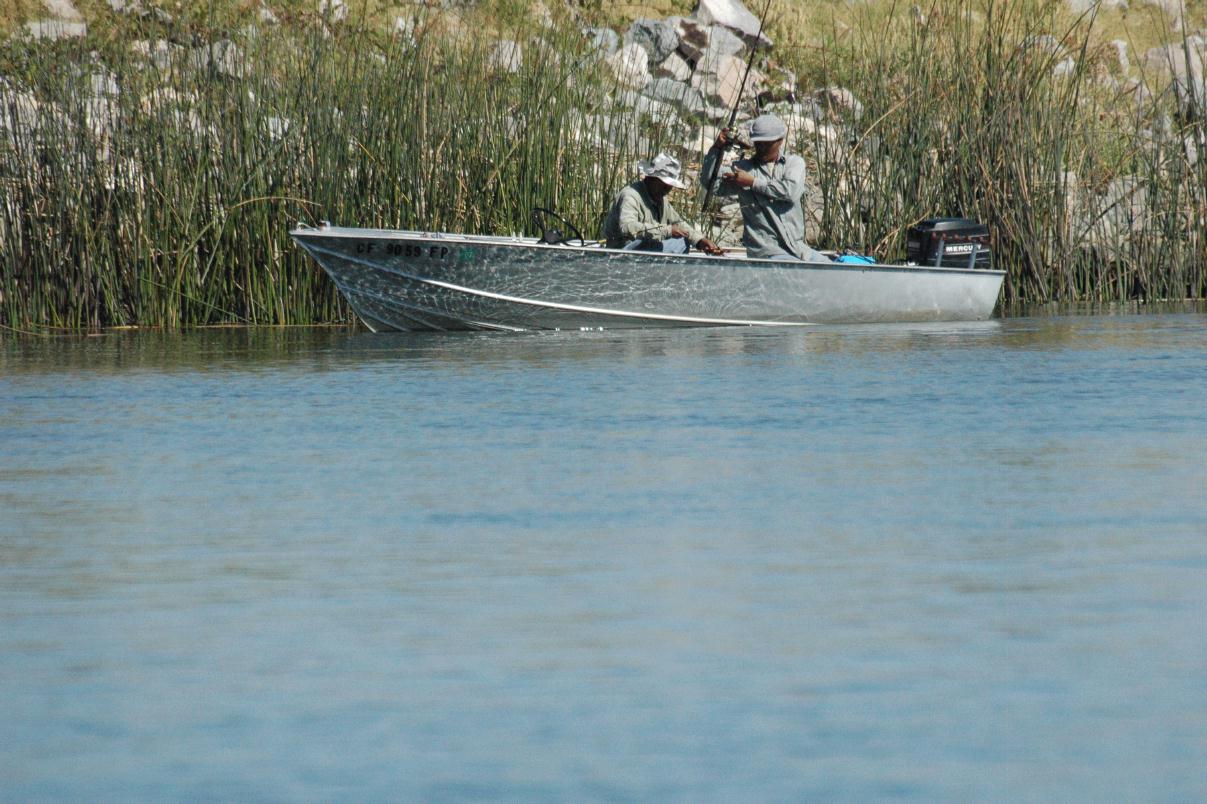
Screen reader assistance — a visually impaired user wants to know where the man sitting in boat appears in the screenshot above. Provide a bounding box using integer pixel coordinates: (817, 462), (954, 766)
(602, 153), (724, 255)
(701, 113), (830, 262)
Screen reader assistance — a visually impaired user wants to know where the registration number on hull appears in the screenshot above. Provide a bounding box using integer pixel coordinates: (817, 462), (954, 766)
(356, 241), (450, 259)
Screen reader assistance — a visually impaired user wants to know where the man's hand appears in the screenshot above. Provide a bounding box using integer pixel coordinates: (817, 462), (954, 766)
(722, 168), (756, 189)
(712, 128), (732, 150)
(670, 225), (691, 240)
(696, 238), (725, 256)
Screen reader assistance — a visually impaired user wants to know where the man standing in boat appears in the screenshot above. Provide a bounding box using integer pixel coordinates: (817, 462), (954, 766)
(701, 113), (830, 262)
(603, 153), (725, 255)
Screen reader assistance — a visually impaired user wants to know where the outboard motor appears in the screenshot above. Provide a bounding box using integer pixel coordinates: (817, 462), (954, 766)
(907, 218), (993, 270)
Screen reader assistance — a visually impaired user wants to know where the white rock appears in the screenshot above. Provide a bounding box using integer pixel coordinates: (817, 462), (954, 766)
(1053, 58), (1077, 77)
(43, 0), (83, 20)
(697, 25), (745, 73)
(606, 43), (652, 89)
(259, 5), (279, 24)
(192, 40), (246, 79)
(625, 18), (679, 65)
(318, 0), (348, 23)
(695, 54), (752, 108)
(1106, 39), (1130, 73)
(1020, 34), (1066, 59)
(656, 52), (694, 81)
(534, 2), (555, 29)
(394, 16), (416, 40)
(266, 116), (292, 141)
(814, 86), (863, 120)
(1143, 42), (1206, 80)
(108, 0), (144, 14)
(1065, 0), (1127, 11)
(674, 17), (710, 64)
(634, 95), (677, 124)
(643, 77), (706, 115)
(489, 40), (523, 73)
(130, 39), (178, 70)
(24, 19), (87, 39)
(0, 88), (41, 140)
(584, 27), (620, 56)
(796, 116), (841, 145)
(91, 71), (119, 96)
(694, 0), (772, 48)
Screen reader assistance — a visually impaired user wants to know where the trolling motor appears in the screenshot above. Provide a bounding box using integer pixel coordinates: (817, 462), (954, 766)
(532, 207), (587, 246)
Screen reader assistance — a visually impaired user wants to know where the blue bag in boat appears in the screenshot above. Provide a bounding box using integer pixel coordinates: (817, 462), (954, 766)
(834, 254), (876, 264)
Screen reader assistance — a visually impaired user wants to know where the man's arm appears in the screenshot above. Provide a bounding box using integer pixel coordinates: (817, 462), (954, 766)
(751, 155), (806, 203)
(663, 201), (704, 246)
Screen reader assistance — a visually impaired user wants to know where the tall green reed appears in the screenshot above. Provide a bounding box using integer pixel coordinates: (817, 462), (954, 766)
(799, 0), (1206, 304)
(1, 9), (647, 329)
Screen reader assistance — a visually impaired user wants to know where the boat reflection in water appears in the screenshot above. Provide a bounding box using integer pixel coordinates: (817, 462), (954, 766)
(291, 223), (1006, 332)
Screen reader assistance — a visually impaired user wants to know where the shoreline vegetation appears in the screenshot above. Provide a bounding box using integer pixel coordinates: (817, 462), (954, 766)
(2, 0), (1206, 330)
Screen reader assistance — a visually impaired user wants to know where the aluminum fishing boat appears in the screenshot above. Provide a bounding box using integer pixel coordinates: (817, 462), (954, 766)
(290, 221), (1006, 332)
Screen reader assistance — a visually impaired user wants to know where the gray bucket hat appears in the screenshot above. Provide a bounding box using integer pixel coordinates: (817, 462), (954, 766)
(749, 113), (787, 142)
(637, 152), (688, 189)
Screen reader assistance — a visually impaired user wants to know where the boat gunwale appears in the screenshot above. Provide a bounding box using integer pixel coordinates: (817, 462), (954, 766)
(289, 226), (1007, 278)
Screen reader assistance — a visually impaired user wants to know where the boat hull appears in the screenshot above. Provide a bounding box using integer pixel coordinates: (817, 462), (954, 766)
(291, 226), (1006, 331)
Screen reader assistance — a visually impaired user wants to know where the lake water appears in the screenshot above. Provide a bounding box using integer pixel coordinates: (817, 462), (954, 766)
(3, 311), (1207, 801)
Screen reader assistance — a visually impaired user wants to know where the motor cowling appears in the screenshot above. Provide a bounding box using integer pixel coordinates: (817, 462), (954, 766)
(907, 218), (993, 269)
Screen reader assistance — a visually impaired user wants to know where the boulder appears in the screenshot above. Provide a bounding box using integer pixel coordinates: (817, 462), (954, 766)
(488, 40), (523, 73)
(533, 2), (555, 29)
(642, 77), (706, 116)
(1105, 39), (1130, 74)
(43, 0), (82, 20)
(1065, 0), (1126, 11)
(107, 0), (172, 21)
(606, 43), (652, 89)
(694, 55), (763, 110)
(91, 70), (119, 97)
(624, 18), (679, 65)
(814, 86), (863, 121)
(1019, 34), (1066, 60)
(674, 17), (710, 65)
(1143, 40), (1206, 80)
(698, 25), (745, 73)
(130, 39), (179, 70)
(584, 27), (620, 56)
(318, 0), (348, 23)
(694, 0), (772, 48)
(1139, 0), (1185, 30)
(0, 86), (41, 143)
(656, 52), (694, 81)
(24, 19), (87, 39)
(265, 115), (292, 142)
(191, 40), (246, 79)
(613, 88), (640, 108)
(1077, 175), (1148, 249)
(393, 16), (416, 41)
(634, 95), (677, 125)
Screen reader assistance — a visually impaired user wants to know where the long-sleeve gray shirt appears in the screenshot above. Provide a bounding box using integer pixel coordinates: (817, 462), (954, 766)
(601, 181), (704, 249)
(701, 146), (825, 261)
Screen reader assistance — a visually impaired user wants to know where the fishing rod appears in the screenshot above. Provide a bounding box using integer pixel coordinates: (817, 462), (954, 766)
(700, 0), (774, 217)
